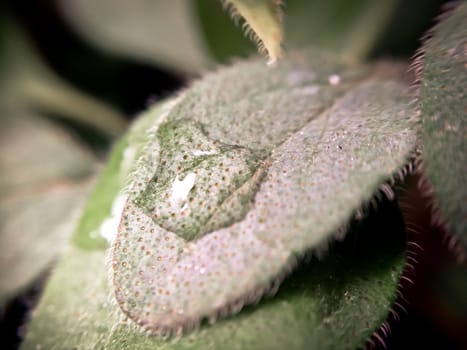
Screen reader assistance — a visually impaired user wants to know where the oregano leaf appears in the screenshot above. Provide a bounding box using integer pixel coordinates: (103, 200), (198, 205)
(21, 198), (406, 350)
(72, 99), (178, 250)
(222, 0), (283, 64)
(417, 2), (467, 244)
(111, 52), (419, 333)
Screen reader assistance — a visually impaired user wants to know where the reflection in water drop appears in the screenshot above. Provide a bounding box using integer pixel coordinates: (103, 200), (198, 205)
(170, 173), (196, 210)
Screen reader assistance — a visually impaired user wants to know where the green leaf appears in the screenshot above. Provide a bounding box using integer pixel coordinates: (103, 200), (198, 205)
(21, 199), (406, 350)
(72, 98), (179, 250)
(0, 16), (127, 137)
(284, 0), (399, 62)
(0, 114), (94, 195)
(418, 2), (467, 245)
(58, 0), (400, 73)
(0, 112), (95, 303)
(194, 0), (256, 63)
(195, 0), (399, 65)
(110, 52), (418, 332)
(57, 0), (212, 75)
(222, 0), (283, 64)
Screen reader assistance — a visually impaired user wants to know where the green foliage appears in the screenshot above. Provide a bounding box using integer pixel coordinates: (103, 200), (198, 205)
(0, 17), (126, 137)
(221, 0), (283, 63)
(195, 0), (400, 65)
(58, 0), (401, 74)
(72, 99), (178, 250)
(284, 0), (399, 62)
(194, 0), (256, 63)
(57, 0), (212, 75)
(21, 200), (406, 350)
(418, 2), (467, 244)
(0, 113), (94, 303)
(0, 16), (122, 302)
(0, 0), (464, 349)
(112, 52), (418, 334)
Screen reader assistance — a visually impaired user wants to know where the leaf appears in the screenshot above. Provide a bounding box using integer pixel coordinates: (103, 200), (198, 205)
(72, 99), (179, 250)
(0, 112), (95, 303)
(370, 0), (454, 58)
(58, 0), (400, 74)
(283, 0), (399, 62)
(110, 52), (419, 332)
(195, 0), (400, 65)
(222, 0), (283, 64)
(57, 0), (212, 75)
(21, 199), (406, 350)
(0, 184), (90, 304)
(417, 2), (467, 245)
(0, 16), (127, 137)
(0, 114), (94, 195)
(193, 0), (256, 63)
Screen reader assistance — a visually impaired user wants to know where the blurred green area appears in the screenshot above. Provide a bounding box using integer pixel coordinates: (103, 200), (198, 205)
(0, 0), (465, 349)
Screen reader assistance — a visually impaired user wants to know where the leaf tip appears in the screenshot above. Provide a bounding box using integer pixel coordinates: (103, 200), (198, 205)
(222, 0), (284, 64)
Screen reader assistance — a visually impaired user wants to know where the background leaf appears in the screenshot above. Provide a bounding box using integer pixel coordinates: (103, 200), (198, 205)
(57, 0), (212, 75)
(195, 0), (400, 65)
(418, 2), (467, 244)
(0, 16), (127, 137)
(222, 0), (283, 63)
(0, 113), (95, 303)
(283, 0), (399, 62)
(194, 0), (256, 63)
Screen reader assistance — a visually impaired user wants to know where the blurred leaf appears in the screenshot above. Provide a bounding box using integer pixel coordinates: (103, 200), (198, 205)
(0, 16), (127, 137)
(0, 184), (90, 304)
(0, 112), (95, 303)
(284, 0), (399, 63)
(369, 0), (450, 58)
(223, 0), (283, 64)
(194, 0), (256, 63)
(195, 0), (399, 65)
(418, 2), (467, 244)
(0, 114), (94, 195)
(58, 0), (212, 75)
(58, 0), (400, 74)
(21, 198), (406, 350)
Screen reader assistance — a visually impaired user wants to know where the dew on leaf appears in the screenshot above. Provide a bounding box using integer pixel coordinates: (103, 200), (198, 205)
(112, 53), (418, 334)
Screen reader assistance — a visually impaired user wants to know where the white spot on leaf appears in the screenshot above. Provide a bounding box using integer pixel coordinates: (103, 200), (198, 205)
(192, 149), (217, 156)
(170, 173), (196, 210)
(328, 74), (341, 85)
(98, 194), (127, 243)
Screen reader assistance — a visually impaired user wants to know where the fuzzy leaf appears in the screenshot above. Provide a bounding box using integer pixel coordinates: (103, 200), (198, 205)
(222, 0), (283, 64)
(110, 52), (418, 332)
(418, 3), (467, 244)
(72, 99), (179, 250)
(21, 199), (406, 350)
